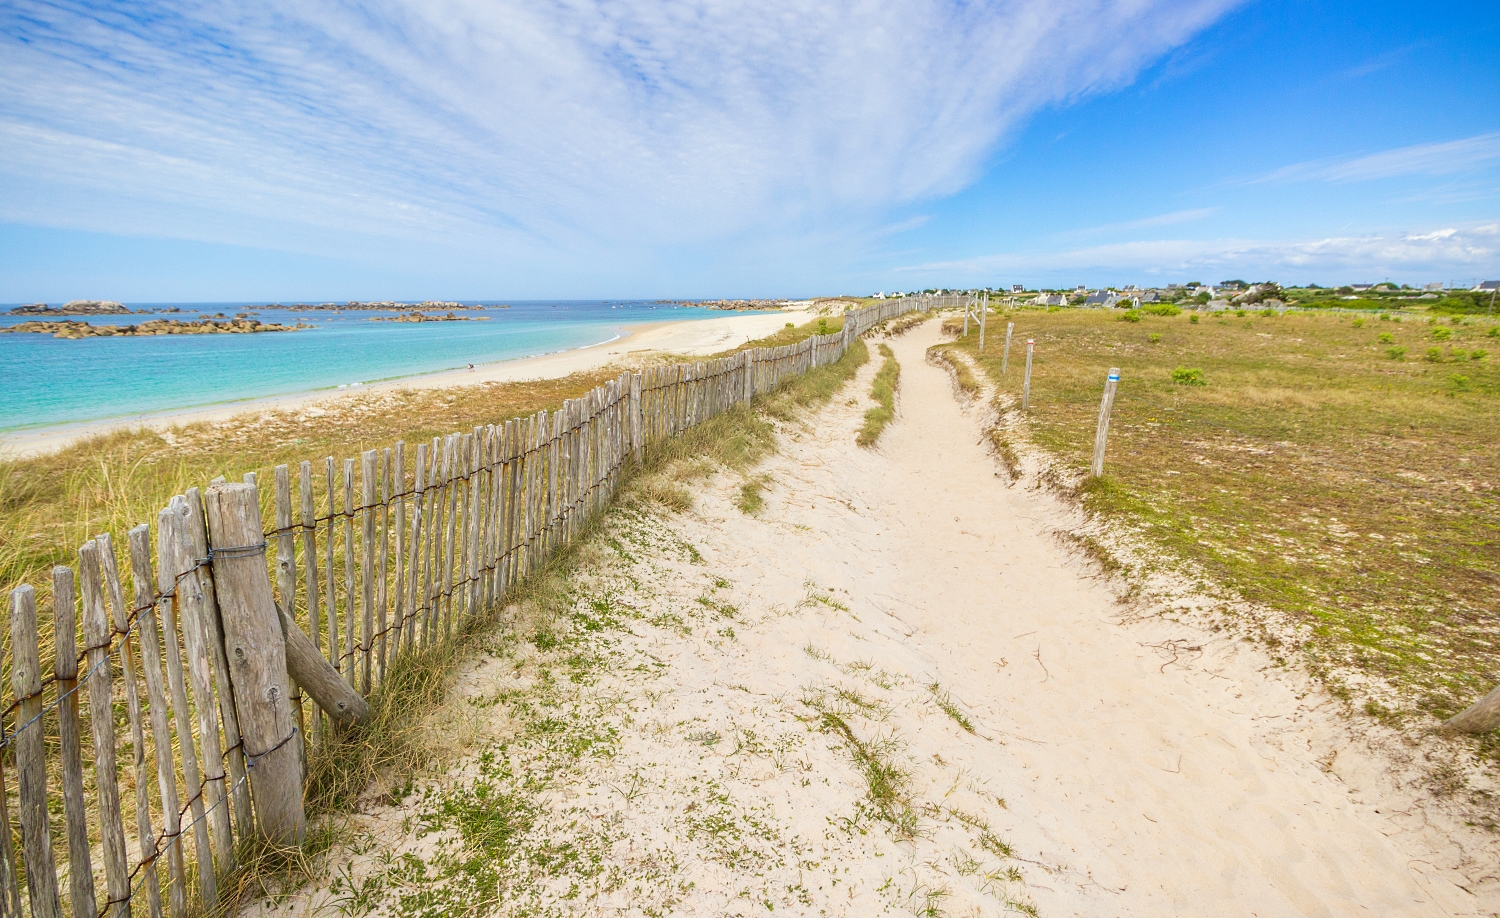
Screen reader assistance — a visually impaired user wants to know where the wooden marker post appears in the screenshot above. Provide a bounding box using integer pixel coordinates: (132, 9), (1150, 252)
(1022, 340), (1034, 410)
(1091, 368), (1121, 477)
(203, 483), (306, 844)
(1002, 322), (1014, 374)
(979, 292), (987, 352)
(629, 373), (643, 463)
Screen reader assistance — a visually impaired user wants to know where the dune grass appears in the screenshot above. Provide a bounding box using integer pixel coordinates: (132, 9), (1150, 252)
(856, 344), (900, 447)
(943, 307), (1500, 757)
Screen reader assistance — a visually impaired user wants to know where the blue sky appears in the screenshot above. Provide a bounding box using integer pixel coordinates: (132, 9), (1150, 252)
(1, 0), (1497, 300)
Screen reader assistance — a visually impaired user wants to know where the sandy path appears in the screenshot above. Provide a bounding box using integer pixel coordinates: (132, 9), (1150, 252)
(275, 319), (1495, 918)
(660, 320), (1496, 915)
(2, 307), (809, 459)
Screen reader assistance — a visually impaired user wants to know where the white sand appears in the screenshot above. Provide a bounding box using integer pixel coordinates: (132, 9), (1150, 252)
(252, 318), (1498, 917)
(0, 307), (811, 459)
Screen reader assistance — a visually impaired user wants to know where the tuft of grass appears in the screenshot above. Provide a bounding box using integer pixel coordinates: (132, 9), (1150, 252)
(737, 474), (771, 514)
(1170, 366), (1206, 386)
(856, 344), (901, 447)
(927, 683), (976, 733)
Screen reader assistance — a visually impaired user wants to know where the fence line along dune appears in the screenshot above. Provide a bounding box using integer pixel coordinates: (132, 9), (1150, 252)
(0, 295), (970, 918)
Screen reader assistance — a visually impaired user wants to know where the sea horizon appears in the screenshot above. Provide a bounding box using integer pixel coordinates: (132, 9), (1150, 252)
(0, 300), (760, 433)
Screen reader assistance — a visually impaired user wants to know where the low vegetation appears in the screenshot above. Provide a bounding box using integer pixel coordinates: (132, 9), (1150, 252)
(942, 306), (1500, 765)
(856, 343), (900, 447)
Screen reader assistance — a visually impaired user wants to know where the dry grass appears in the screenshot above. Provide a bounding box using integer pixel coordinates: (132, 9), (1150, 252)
(946, 307), (1500, 759)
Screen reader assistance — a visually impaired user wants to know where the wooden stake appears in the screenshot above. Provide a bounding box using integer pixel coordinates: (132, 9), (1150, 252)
(50, 566), (100, 918)
(76, 542), (132, 918)
(1002, 322), (1014, 374)
(1091, 368), (1120, 477)
(9, 585), (63, 918)
(127, 527), (187, 918)
(203, 483), (305, 844)
(1022, 340), (1034, 410)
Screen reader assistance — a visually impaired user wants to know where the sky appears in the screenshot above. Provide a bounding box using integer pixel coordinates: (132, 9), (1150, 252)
(1, 0), (1497, 300)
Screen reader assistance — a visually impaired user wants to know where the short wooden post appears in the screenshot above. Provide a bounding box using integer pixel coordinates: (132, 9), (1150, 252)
(979, 292), (987, 352)
(1002, 322), (1014, 373)
(203, 483), (306, 844)
(1022, 340), (1034, 410)
(1443, 684), (1500, 734)
(1091, 368), (1120, 477)
(629, 373), (643, 463)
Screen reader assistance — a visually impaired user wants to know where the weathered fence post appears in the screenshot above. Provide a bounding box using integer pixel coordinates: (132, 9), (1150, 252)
(9, 586), (62, 918)
(1022, 340), (1034, 410)
(979, 292), (987, 352)
(1002, 322), (1014, 374)
(1443, 685), (1500, 734)
(629, 372), (643, 463)
(204, 483), (306, 844)
(1091, 368), (1120, 477)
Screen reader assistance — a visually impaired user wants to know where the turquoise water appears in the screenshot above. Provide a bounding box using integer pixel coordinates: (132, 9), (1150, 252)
(0, 301), (739, 432)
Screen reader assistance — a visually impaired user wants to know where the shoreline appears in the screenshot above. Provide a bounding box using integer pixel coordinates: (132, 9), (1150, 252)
(1, 307), (810, 460)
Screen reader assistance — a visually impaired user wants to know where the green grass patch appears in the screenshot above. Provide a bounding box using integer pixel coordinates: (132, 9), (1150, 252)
(856, 343), (901, 447)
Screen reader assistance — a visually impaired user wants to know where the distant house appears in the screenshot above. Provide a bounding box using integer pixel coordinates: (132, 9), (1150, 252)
(1136, 291), (1159, 303)
(1350, 284), (1373, 292)
(1036, 294), (1068, 306)
(1084, 291), (1120, 307)
(1475, 280), (1500, 291)
(1011, 284), (1025, 294)
(1425, 282), (1444, 291)
(1074, 285), (1087, 294)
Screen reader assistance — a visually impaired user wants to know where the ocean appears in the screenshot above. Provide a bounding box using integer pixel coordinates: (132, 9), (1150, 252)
(0, 301), (743, 432)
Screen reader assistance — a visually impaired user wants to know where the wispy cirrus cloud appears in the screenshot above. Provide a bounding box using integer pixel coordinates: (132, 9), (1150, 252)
(900, 223), (1500, 282)
(1244, 133), (1500, 186)
(0, 0), (1243, 272)
(1072, 207), (1219, 236)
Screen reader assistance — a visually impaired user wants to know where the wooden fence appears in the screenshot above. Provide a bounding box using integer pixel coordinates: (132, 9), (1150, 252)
(0, 296), (929, 918)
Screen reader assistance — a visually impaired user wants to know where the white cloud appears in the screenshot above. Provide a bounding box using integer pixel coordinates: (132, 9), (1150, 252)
(0, 0), (1242, 265)
(1246, 133), (1500, 186)
(1072, 207), (1219, 235)
(901, 223), (1500, 283)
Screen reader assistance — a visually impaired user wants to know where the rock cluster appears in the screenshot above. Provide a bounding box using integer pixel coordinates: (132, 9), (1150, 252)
(9, 300), (132, 315)
(1, 317), (307, 338)
(369, 311), (490, 323)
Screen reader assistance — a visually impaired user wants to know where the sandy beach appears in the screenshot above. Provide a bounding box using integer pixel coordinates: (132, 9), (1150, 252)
(0, 306), (812, 459)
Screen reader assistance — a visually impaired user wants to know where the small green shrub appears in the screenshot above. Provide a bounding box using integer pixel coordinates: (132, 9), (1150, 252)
(1148, 333), (1162, 344)
(1260, 308), (1275, 317)
(1117, 311), (1142, 323)
(1235, 309), (1246, 317)
(1424, 346), (1443, 362)
(1449, 374), (1470, 390)
(1352, 318), (1365, 328)
(1188, 314), (1200, 324)
(1432, 326), (1452, 341)
(1377, 332), (1394, 344)
(1170, 366), (1205, 386)
(1385, 346), (1407, 360)
(1489, 326), (1499, 337)
(817, 318), (829, 335)
(1143, 303), (1181, 316)
(1379, 313), (1391, 321)
(785, 322), (794, 328)
(1470, 348), (1488, 360)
